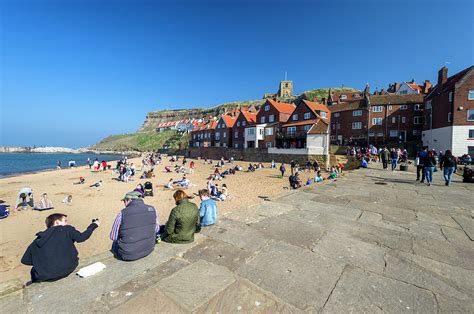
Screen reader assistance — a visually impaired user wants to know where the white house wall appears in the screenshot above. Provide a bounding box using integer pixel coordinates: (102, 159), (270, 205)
(422, 126), (452, 153)
(452, 125), (474, 156)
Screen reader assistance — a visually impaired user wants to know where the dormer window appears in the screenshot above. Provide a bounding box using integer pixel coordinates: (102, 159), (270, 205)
(242, 121), (246, 126)
(304, 113), (311, 119)
(320, 112), (327, 118)
(292, 114), (298, 121)
(237, 122), (240, 127)
(340, 95), (347, 100)
(261, 116), (266, 123)
(264, 105), (270, 111)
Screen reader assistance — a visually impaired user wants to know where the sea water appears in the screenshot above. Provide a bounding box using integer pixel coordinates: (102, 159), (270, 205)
(0, 153), (124, 177)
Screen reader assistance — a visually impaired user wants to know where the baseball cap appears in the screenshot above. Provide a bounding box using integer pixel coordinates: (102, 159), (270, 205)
(121, 191), (142, 201)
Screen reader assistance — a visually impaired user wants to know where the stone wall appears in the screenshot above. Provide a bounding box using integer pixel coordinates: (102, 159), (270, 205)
(187, 147), (328, 165)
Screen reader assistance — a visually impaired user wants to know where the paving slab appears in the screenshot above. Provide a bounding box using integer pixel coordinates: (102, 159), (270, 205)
(250, 215), (326, 250)
(157, 260), (235, 312)
(182, 238), (253, 271)
(452, 215), (474, 241)
(195, 279), (301, 314)
(89, 258), (190, 312)
(236, 240), (345, 311)
(358, 211), (409, 232)
(312, 232), (387, 274)
(322, 267), (438, 313)
(441, 225), (474, 246)
(436, 293), (474, 313)
(224, 200), (296, 224)
(199, 218), (269, 252)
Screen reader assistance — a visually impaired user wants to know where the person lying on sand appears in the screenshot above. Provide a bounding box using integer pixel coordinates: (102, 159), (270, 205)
(90, 180), (102, 188)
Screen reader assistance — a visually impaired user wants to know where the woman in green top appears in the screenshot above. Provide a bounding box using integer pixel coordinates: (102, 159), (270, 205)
(162, 190), (200, 244)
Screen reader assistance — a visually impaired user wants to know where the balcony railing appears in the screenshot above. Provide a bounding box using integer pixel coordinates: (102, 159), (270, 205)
(276, 131), (307, 139)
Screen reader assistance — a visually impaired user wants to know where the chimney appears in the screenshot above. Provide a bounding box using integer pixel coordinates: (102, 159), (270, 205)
(423, 80), (432, 93)
(438, 67), (448, 85)
(321, 97), (326, 104)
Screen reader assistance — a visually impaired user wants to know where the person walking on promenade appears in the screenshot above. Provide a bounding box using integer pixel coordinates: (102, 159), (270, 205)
(380, 147), (390, 170)
(423, 150), (437, 186)
(290, 160), (296, 176)
(390, 148), (398, 171)
(440, 150), (457, 186)
(280, 163), (286, 178)
(416, 147), (428, 182)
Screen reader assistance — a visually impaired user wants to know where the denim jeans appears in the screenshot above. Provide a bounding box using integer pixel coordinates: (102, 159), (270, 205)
(424, 166), (435, 184)
(443, 167), (455, 184)
(391, 159), (397, 171)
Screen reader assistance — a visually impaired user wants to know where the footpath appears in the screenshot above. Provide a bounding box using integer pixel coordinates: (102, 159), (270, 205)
(1, 163), (473, 313)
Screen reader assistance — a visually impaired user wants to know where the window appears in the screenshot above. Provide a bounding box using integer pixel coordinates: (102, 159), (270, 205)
(352, 122), (362, 129)
(223, 132), (226, 138)
(340, 95), (347, 100)
(304, 124), (311, 133)
(266, 142), (272, 148)
(234, 144), (238, 148)
(399, 90), (408, 95)
(413, 130), (421, 136)
(265, 105), (270, 111)
(237, 122), (240, 127)
(215, 132), (220, 140)
(259, 128), (264, 135)
(235, 131), (238, 138)
(414, 116), (423, 125)
(468, 90), (474, 100)
(269, 114), (274, 122)
(469, 130), (474, 138)
(247, 128), (255, 135)
(261, 116), (266, 124)
(389, 130), (398, 137)
(448, 112), (452, 122)
(352, 110), (362, 116)
(377, 132), (384, 137)
(372, 106), (383, 112)
(449, 91), (453, 102)
(392, 117), (396, 123)
(304, 112), (311, 119)
(388, 105), (392, 110)
(402, 117), (406, 123)
(414, 104), (423, 111)
(353, 93), (361, 98)
(265, 127), (273, 136)
(468, 109), (474, 121)
(242, 121), (246, 126)
(369, 132), (375, 137)
(320, 112), (327, 118)
(400, 105), (408, 110)
(372, 118), (383, 125)
(332, 123), (336, 130)
(287, 126), (296, 134)
(193, 134), (196, 139)
(292, 114), (298, 121)
(334, 112), (340, 117)
(337, 123), (340, 129)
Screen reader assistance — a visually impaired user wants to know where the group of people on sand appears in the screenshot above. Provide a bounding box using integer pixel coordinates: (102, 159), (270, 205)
(21, 188), (218, 284)
(13, 188), (55, 212)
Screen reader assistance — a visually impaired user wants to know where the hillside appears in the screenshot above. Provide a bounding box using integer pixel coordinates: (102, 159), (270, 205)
(93, 87), (359, 152)
(91, 130), (189, 152)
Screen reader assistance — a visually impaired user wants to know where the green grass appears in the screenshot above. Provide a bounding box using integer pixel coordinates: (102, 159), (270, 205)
(91, 130), (190, 152)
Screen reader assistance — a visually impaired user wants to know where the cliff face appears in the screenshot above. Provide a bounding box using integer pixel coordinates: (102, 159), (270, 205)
(140, 100), (265, 130)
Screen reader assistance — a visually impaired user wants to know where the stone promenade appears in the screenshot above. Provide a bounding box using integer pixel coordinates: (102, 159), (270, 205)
(1, 163), (473, 313)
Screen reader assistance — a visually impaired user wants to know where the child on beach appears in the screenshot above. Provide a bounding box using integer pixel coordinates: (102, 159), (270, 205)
(314, 171), (324, 183)
(62, 195), (73, 204)
(165, 178), (174, 189)
(198, 189), (217, 226)
(34, 193), (54, 211)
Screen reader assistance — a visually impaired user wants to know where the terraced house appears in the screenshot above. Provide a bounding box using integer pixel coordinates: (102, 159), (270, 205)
(190, 120), (217, 148)
(233, 109), (257, 149)
(422, 65), (474, 156)
(214, 113), (237, 148)
(279, 100), (330, 148)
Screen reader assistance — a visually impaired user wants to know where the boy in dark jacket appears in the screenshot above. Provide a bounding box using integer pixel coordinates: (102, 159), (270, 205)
(21, 213), (99, 283)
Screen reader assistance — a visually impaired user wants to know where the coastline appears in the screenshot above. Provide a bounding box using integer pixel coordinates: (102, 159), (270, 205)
(0, 146), (141, 156)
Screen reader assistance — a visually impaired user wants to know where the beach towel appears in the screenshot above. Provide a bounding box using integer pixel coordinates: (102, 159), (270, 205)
(0, 204), (9, 219)
(34, 194), (54, 211)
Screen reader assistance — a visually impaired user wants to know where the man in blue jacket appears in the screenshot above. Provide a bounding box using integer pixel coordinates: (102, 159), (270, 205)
(198, 189), (217, 226)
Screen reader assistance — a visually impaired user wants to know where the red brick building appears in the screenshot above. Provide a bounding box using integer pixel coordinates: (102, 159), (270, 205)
(329, 93), (425, 146)
(233, 110), (257, 149)
(279, 100), (330, 148)
(422, 66), (474, 156)
(190, 120), (217, 148)
(214, 114), (237, 148)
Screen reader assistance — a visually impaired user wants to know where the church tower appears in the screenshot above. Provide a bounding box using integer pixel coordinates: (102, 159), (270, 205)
(278, 80), (293, 98)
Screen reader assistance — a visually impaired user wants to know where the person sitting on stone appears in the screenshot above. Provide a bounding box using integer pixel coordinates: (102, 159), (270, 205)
(21, 213), (99, 283)
(110, 192), (159, 261)
(198, 189), (217, 227)
(161, 190), (199, 244)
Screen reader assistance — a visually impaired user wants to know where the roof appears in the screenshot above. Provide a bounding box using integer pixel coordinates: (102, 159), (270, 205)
(329, 100), (366, 113)
(405, 82), (422, 92)
(303, 100), (330, 113)
(426, 66), (474, 99)
(221, 115), (237, 128)
(330, 91), (363, 103)
(267, 99), (296, 115)
(369, 93), (424, 105)
(308, 119), (329, 134)
(241, 111), (257, 124)
(282, 119), (319, 128)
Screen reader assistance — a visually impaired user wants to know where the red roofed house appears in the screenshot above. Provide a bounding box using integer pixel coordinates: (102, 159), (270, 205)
(190, 120), (217, 148)
(215, 113), (237, 148)
(389, 80), (432, 95)
(423, 66), (474, 156)
(246, 99), (296, 148)
(233, 109), (257, 149)
(279, 100), (330, 148)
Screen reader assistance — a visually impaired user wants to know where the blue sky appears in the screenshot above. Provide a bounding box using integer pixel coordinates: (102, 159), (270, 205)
(1, 0), (473, 147)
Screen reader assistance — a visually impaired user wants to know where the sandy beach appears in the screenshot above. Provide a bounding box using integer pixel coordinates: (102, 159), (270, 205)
(0, 157), (300, 284)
